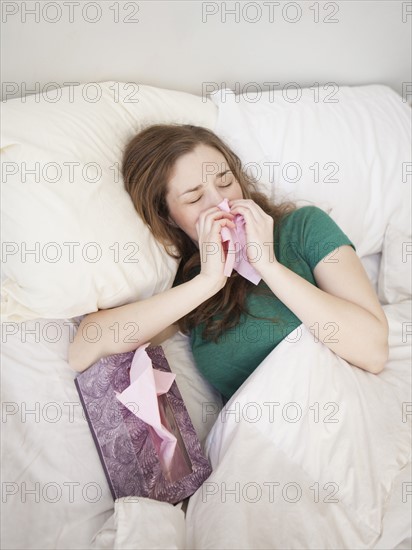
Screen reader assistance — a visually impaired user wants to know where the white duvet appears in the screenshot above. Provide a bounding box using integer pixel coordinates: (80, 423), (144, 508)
(92, 301), (412, 550)
(185, 301), (412, 549)
(2, 301), (411, 549)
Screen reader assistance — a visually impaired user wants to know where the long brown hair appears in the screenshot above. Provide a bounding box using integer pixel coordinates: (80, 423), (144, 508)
(122, 124), (298, 343)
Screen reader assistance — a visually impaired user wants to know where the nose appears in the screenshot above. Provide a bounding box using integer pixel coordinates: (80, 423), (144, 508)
(203, 185), (226, 210)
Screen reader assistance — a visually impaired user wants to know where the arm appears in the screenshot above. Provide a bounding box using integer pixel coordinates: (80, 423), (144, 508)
(68, 205), (237, 371)
(149, 323), (180, 346)
(259, 246), (389, 374)
(68, 274), (222, 372)
(229, 200), (389, 374)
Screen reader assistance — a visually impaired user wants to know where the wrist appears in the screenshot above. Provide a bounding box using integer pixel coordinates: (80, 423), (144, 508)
(258, 259), (282, 280)
(196, 273), (226, 295)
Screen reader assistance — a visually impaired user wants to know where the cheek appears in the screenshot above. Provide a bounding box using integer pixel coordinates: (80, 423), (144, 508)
(168, 203), (185, 225)
(233, 182), (243, 199)
(178, 209), (197, 231)
(192, 210), (202, 229)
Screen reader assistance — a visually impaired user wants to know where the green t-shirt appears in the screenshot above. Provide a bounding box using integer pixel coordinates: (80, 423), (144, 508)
(172, 206), (356, 403)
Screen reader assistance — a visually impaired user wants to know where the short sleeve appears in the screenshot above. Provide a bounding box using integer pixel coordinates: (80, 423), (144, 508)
(298, 206), (356, 271)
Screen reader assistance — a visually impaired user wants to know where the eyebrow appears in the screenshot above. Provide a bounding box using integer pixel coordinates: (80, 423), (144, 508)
(178, 170), (230, 197)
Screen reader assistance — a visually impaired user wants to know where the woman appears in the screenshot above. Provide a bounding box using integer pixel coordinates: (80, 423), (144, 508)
(68, 124), (389, 401)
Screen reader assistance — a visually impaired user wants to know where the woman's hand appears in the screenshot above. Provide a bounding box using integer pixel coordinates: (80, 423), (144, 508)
(228, 199), (278, 276)
(195, 206), (236, 288)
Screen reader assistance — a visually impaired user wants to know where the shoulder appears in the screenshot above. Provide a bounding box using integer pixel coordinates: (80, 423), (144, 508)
(280, 205), (330, 226)
(276, 205), (332, 241)
(279, 204), (352, 237)
(277, 204), (356, 271)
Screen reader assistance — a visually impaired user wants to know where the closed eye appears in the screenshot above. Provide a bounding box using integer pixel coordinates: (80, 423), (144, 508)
(188, 182), (233, 204)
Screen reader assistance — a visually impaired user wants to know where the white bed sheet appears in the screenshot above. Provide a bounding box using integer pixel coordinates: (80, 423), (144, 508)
(183, 300), (412, 550)
(1, 295), (411, 549)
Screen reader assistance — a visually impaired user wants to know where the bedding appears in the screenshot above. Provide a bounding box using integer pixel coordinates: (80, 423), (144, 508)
(208, 84), (411, 270)
(1, 319), (221, 549)
(185, 300), (412, 549)
(91, 301), (412, 550)
(2, 301), (409, 549)
(1, 81), (411, 549)
(1, 82), (216, 322)
(378, 222), (412, 304)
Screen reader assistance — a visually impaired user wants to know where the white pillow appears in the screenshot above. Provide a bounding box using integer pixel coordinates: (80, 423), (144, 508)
(1, 81), (217, 322)
(208, 84), (411, 261)
(378, 223), (412, 304)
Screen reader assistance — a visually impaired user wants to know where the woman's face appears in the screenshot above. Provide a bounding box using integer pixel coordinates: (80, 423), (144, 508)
(165, 144), (244, 246)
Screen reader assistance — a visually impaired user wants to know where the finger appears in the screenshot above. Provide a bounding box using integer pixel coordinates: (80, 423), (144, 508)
(229, 204), (259, 224)
(229, 199), (261, 215)
(203, 211), (235, 235)
(211, 219), (235, 242)
(213, 218), (236, 232)
(221, 219), (236, 228)
(197, 207), (231, 232)
(196, 206), (219, 228)
(228, 199), (253, 207)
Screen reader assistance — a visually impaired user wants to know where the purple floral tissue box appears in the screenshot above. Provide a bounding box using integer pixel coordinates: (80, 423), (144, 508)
(74, 345), (212, 504)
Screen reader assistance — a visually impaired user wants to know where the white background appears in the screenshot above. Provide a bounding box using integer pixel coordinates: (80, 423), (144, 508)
(1, 0), (411, 102)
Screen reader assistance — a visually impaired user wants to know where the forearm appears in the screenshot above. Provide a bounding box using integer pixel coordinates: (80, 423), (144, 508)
(68, 274), (221, 372)
(150, 323), (180, 346)
(108, 274), (221, 347)
(260, 262), (388, 373)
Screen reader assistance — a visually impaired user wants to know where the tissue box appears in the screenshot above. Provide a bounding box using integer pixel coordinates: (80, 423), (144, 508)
(74, 345), (212, 504)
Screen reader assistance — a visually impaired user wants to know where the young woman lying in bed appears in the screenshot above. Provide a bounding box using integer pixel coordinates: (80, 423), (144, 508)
(68, 124), (389, 401)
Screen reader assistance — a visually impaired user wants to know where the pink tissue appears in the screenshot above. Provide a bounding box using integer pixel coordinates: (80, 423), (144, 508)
(114, 343), (177, 472)
(217, 198), (261, 285)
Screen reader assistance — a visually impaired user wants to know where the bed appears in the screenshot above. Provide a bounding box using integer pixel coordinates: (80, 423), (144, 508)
(2, 3), (411, 548)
